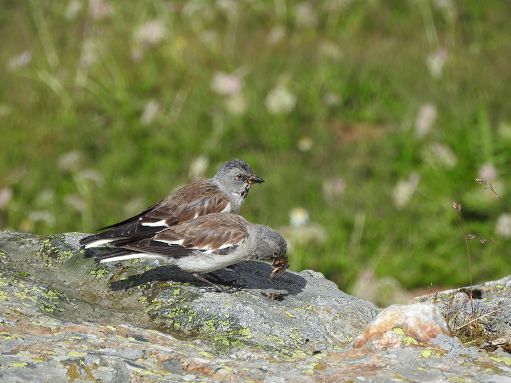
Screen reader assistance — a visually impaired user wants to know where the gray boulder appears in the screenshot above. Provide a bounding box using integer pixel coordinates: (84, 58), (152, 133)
(0, 231), (378, 352)
(414, 275), (511, 351)
(1, 231), (511, 383)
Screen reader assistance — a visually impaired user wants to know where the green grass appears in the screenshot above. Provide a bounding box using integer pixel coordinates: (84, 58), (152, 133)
(1, 0), (511, 291)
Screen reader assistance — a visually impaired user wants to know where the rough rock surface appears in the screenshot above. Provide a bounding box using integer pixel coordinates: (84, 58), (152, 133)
(414, 275), (511, 352)
(355, 303), (451, 348)
(1, 231), (511, 382)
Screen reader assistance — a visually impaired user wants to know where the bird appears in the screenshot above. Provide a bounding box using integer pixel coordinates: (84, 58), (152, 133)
(90, 213), (288, 289)
(79, 159), (264, 249)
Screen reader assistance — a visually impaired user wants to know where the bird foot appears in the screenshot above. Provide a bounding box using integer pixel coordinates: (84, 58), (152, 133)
(192, 272), (243, 292)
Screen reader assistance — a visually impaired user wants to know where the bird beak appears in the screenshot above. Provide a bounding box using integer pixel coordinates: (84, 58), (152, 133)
(247, 175), (264, 185)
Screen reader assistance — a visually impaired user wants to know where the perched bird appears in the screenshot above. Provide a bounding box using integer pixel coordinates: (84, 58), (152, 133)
(91, 213), (288, 288)
(80, 159), (264, 249)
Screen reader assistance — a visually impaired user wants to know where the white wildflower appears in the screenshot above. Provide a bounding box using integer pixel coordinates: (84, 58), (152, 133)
(64, 194), (87, 213)
(35, 189), (55, 206)
(216, 0), (239, 18)
(477, 163), (498, 183)
(433, 0), (454, 11)
(199, 30), (218, 46)
(132, 20), (167, 60)
(280, 223), (327, 249)
(415, 103), (437, 138)
(27, 210), (55, 225)
(392, 173), (420, 209)
(498, 121), (511, 140)
(267, 26), (286, 45)
(79, 39), (98, 69)
(182, 1), (207, 17)
(189, 156), (209, 179)
(295, 2), (318, 28)
(7, 51), (32, 70)
(0, 104), (11, 118)
(427, 48), (447, 79)
(323, 92), (341, 106)
(322, 178), (346, 202)
(225, 93), (247, 116)
(211, 72), (243, 96)
(319, 42), (342, 61)
(427, 142), (458, 169)
(496, 214), (511, 238)
(0, 188), (13, 210)
(58, 150), (82, 172)
(265, 85), (296, 115)
(134, 20), (167, 46)
(88, 0), (113, 21)
(289, 207), (309, 227)
(297, 136), (313, 152)
(77, 169), (104, 186)
(421, 142), (458, 169)
(140, 99), (161, 126)
(65, 0), (83, 20)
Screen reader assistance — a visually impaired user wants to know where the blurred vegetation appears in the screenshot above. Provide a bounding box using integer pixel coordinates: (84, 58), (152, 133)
(1, 0), (511, 292)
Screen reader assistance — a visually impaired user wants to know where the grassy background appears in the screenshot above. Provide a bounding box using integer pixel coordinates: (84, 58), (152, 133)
(1, 0), (511, 292)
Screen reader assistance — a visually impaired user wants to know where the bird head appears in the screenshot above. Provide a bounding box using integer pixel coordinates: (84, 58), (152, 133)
(213, 159), (264, 197)
(253, 225), (288, 277)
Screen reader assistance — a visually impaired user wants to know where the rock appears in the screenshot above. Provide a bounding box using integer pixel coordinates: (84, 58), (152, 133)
(0, 231), (378, 352)
(354, 303), (451, 348)
(414, 276), (511, 351)
(1, 231), (511, 382)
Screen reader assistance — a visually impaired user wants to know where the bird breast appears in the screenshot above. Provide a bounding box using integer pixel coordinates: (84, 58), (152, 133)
(174, 248), (246, 274)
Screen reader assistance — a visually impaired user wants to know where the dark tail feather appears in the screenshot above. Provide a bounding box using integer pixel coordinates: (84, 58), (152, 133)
(87, 248), (137, 263)
(79, 223), (162, 248)
(79, 233), (102, 247)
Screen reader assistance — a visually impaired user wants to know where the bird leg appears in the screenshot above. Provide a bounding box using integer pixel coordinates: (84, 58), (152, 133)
(192, 272), (227, 292)
(192, 272), (243, 292)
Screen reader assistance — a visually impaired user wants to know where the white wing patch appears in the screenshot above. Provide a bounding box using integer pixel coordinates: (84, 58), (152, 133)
(84, 239), (116, 249)
(99, 253), (165, 263)
(141, 219), (169, 227)
(154, 238), (184, 246)
(221, 202), (231, 213)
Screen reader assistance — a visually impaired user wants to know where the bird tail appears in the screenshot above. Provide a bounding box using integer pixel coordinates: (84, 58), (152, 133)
(79, 234), (119, 249)
(88, 248), (163, 264)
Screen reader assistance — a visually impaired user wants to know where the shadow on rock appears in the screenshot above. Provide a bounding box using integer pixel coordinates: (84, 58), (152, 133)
(109, 261), (306, 296)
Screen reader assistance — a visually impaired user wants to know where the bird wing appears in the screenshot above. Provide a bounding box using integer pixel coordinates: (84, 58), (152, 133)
(121, 213), (249, 258)
(79, 180), (232, 247)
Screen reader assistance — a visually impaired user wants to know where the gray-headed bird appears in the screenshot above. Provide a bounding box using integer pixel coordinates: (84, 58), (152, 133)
(80, 159), (264, 249)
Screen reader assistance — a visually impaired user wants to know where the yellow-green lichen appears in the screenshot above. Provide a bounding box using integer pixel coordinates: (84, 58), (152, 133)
(266, 334), (286, 347)
(239, 327), (252, 339)
(490, 356), (511, 366)
(89, 268), (110, 279)
(285, 311), (295, 318)
(0, 332), (20, 340)
(404, 336), (419, 345)
(203, 320), (216, 332)
(68, 351), (87, 358)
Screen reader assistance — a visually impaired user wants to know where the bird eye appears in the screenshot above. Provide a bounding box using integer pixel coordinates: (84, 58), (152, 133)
(236, 174), (243, 180)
